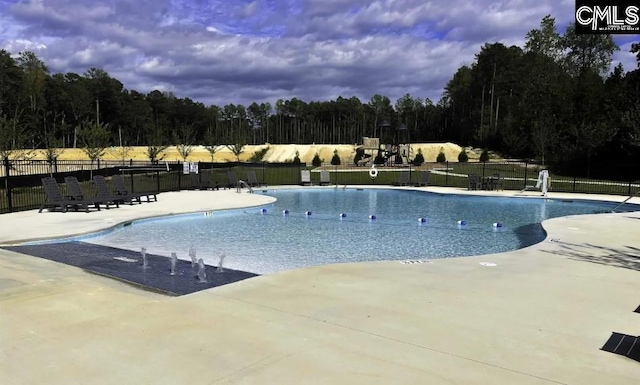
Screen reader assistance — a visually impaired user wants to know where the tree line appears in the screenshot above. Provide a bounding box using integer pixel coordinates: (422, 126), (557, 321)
(0, 15), (639, 178)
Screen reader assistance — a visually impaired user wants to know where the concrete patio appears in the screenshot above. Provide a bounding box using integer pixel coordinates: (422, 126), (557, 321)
(1, 188), (639, 384)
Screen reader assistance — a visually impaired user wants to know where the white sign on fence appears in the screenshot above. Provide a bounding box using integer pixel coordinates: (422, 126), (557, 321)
(190, 162), (199, 174)
(182, 162), (190, 175)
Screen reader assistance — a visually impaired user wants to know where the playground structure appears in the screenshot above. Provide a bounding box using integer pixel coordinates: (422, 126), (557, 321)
(355, 137), (414, 167)
(355, 120), (414, 167)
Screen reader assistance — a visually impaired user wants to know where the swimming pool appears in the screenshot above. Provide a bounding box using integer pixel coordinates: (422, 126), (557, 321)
(82, 188), (638, 274)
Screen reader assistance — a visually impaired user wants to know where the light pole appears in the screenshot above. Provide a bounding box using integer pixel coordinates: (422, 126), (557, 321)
(95, 95), (100, 126)
(397, 123), (409, 183)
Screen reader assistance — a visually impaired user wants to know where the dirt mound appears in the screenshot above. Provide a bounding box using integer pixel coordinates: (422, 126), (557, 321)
(23, 143), (475, 163)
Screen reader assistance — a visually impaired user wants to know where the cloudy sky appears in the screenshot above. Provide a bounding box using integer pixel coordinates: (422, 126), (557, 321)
(0, 0), (637, 107)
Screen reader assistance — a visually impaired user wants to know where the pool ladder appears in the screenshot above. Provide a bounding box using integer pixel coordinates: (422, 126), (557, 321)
(236, 180), (253, 194)
(611, 191), (639, 212)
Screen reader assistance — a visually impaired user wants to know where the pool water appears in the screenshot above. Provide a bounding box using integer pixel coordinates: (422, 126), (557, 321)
(85, 189), (636, 274)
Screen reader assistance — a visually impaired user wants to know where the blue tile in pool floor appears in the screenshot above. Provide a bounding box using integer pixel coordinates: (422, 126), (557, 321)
(1, 242), (259, 296)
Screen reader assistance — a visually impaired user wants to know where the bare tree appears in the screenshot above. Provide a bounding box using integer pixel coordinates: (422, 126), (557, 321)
(226, 142), (246, 162)
(0, 111), (34, 162)
(203, 130), (219, 162)
(78, 119), (109, 178)
(147, 145), (167, 164)
(174, 123), (194, 162)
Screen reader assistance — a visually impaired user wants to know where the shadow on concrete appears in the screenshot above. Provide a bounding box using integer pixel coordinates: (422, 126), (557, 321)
(541, 240), (640, 272)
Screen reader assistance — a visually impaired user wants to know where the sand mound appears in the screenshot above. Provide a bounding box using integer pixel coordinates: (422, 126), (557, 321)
(22, 143), (473, 163)
(411, 143), (467, 162)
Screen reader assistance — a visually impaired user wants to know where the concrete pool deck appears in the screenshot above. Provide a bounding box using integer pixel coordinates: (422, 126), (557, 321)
(1, 187), (639, 384)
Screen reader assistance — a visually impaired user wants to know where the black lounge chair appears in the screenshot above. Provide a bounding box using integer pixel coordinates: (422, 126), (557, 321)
(414, 171), (431, 187)
(246, 170), (264, 187)
(189, 172), (219, 190)
(201, 171), (221, 190)
(227, 170), (238, 189)
(65, 176), (118, 209)
(93, 175), (136, 205)
(393, 171), (410, 186)
(112, 174), (157, 202)
(63, 176), (85, 201)
(39, 177), (100, 213)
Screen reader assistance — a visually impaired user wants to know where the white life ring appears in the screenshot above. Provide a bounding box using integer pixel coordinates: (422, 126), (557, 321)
(369, 166), (378, 179)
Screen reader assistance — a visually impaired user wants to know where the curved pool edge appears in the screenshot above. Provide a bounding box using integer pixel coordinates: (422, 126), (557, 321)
(231, 205), (640, 284)
(2, 186), (638, 249)
(15, 204), (282, 246)
(0, 190), (277, 246)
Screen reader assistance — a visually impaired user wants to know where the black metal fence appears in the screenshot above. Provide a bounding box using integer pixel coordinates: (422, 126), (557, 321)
(2, 158), (639, 214)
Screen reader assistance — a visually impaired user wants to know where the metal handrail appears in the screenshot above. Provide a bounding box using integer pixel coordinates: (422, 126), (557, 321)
(611, 192), (639, 212)
(236, 180), (253, 194)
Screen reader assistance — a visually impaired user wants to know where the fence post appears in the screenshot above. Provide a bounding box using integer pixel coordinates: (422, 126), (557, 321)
(628, 181), (632, 197)
(156, 170), (160, 192)
(445, 161), (449, 187)
(523, 161), (528, 189)
(262, 162), (266, 186)
(4, 157), (12, 213)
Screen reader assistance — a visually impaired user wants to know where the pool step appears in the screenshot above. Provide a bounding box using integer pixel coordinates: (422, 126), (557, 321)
(601, 332), (640, 362)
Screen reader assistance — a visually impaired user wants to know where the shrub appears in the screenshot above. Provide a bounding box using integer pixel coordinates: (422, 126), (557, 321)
(292, 150), (301, 165)
(249, 146), (269, 162)
(330, 149), (341, 166)
(374, 151), (385, 165)
(479, 148), (490, 163)
(354, 148), (364, 165)
(413, 149), (424, 166)
(458, 148), (469, 162)
(312, 152), (322, 167)
(436, 150), (446, 163)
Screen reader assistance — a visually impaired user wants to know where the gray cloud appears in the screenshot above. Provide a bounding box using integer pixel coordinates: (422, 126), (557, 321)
(0, 0), (636, 108)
